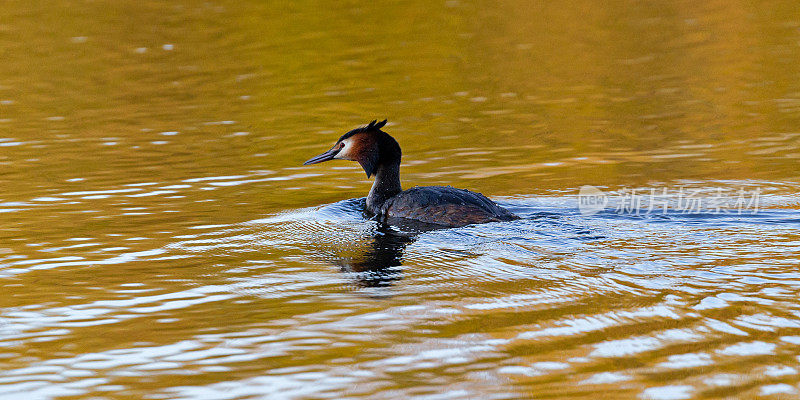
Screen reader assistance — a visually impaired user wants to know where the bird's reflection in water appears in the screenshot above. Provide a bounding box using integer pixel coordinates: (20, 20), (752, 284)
(340, 229), (412, 288)
(337, 218), (446, 289)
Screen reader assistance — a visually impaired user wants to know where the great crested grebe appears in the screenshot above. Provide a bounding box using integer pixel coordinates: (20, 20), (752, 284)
(303, 119), (518, 228)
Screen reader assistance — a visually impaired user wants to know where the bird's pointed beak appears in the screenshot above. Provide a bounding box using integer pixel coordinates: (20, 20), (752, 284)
(303, 147), (339, 165)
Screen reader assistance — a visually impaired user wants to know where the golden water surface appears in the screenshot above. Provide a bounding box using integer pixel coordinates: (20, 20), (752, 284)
(2, 0), (800, 399)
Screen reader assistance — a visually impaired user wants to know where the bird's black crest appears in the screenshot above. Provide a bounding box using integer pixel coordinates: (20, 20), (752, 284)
(338, 119), (388, 142)
(368, 119), (388, 130)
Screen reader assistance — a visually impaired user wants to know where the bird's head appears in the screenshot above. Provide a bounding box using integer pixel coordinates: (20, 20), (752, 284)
(303, 119), (401, 177)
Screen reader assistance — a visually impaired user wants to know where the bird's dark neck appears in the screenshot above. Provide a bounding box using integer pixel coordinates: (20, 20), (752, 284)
(366, 161), (401, 215)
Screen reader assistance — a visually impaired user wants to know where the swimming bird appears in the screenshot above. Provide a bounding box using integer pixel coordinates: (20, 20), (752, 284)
(303, 119), (518, 228)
